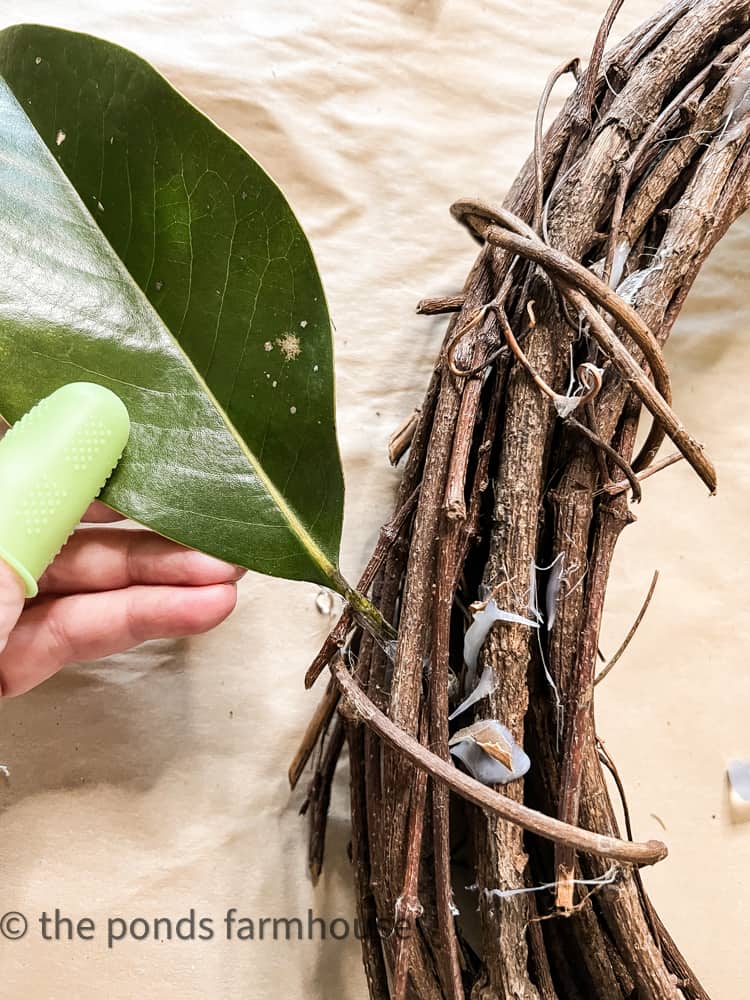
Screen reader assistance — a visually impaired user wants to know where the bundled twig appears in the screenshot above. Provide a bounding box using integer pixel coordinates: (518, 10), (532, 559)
(292, 2), (750, 996)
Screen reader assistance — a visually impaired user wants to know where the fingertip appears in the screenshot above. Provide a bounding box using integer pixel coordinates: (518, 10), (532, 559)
(0, 557), (27, 594)
(167, 582), (239, 634)
(206, 581), (239, 623)
(82, 501), (126, 523)
(0, 558), (28, 649)
(180, 551), (247, 585)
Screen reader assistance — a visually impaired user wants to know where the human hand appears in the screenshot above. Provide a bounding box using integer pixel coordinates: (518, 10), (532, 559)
(0, 502), (243, 697)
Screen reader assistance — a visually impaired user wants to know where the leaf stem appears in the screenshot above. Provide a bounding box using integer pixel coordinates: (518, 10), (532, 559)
(341, 580), (398, 649)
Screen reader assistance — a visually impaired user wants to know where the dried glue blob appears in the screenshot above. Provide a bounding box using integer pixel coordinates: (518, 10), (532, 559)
(315, 589), (335, 616)
(722, 67), (750, 141)
(545, 554), (565, 630)
(610, 239), (630, 289)
(727, 759), (750, 803)
(553, 395), (580, 419)
(449, 720), (530, 786)
(464, 599), (538, 679)
(452, 600), (539, 721)
(449, 661), (495, 721)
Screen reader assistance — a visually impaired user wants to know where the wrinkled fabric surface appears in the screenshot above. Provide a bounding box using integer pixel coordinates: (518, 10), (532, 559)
(0, 2), (747, 997)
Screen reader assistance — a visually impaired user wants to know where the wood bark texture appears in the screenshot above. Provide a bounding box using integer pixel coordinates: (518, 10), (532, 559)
(292, 2), (750, 996)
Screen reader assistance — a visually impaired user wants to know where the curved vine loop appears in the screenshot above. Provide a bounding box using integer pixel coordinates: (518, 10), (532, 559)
(447, 197), (717, 494)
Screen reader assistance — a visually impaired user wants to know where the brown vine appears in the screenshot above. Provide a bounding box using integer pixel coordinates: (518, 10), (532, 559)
(291, 2), (750, 996)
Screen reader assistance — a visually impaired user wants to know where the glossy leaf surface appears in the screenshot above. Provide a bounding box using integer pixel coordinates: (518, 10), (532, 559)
(0, 24), (344, 586)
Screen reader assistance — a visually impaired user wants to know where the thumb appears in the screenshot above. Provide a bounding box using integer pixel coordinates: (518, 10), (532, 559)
(0, 559), (26, 655)
(0, 383), (130, 636)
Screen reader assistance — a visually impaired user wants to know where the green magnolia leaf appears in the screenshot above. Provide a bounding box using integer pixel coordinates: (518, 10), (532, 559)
(0, 23), (344, 589)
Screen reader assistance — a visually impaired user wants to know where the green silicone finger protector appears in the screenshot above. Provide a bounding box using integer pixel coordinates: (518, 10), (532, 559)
(0, 382), (131, 597)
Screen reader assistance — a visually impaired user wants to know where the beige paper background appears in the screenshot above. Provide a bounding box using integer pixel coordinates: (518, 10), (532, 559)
(0, 1), (747, 996)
